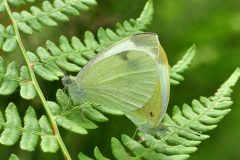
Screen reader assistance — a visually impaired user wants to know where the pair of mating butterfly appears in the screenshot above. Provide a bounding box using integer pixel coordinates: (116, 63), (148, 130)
(61, 33), (170, 134)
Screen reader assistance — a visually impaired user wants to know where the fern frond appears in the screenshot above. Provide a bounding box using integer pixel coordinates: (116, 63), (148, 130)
(48, 89), (122, 135)
(0, 0), (4, 12)
(0, 24), (17, 52)
(0, 102), (59, 152)
(1, 0), (30, 13)
(0, 57), (19, 95)
(78, 68), (240, 159)
(19, 66), (36, 99)
(78, 147), (110, 160)
(28, 0), (153, 81)
(170, 45), (196, 85)
(0, 57), (37, 99)
(0, 0), (36, 12)
(9, 154), (20, 160)
(10, 0), (97, 34)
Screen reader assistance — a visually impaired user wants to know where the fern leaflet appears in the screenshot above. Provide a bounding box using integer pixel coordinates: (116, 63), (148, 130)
(9, 154), (20, 160)
(0, 103), (59, 152)
(170, 45), (196, 85)
(0, 25), (17, 52)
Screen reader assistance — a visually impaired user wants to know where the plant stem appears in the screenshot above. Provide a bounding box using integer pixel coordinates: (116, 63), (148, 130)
(3, 1), (72, 159)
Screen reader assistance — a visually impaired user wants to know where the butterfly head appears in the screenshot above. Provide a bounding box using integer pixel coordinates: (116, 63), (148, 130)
(61, 75), (75, 87)
(62, 75), (86, 105)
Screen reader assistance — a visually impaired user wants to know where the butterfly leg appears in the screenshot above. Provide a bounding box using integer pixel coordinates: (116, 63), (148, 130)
(125, 128), (140, 146)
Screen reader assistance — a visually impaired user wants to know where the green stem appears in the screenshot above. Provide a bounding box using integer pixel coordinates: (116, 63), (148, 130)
(3, 1), (72, 160)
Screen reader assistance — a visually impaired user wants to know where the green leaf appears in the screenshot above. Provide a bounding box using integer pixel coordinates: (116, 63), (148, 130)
(9, 154), (20, 160)
(0, 103), (59, 152)
(111, 138), (133, 160)
(0, 25), (17, 53)
(20, 107), (40, 151)
(94, 147), (110, 160)
(39, 116), (59, 152)
(0, 1), (5, 13)
(11, 0), (97, 34)
(0, 103), (21, 145)
(19, 66), (36, 99)
(78, 153), (94, 160)
(170, 45), (196, 85)
(0, 58), (38, 99)
(0, 61), (19, 95)
(5, 0), (35, 7)
(48, 89), (112, 135)
(0, 24), (5, 48)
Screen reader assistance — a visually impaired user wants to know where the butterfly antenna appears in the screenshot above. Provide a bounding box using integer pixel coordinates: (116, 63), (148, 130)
(132, 128), (139, 140)
(62, 96), (72, 112)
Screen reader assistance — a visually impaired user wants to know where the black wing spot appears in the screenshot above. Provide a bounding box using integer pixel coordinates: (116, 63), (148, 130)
(150, 112), (154, 117)
(118, 51), (129, 60)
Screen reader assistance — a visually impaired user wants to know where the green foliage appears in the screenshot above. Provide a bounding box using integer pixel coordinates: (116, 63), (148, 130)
(9, 154), (20, 160)
(0, 0), (97, 52)
(0, 57), (36, 99)
(0, 0), (239, 159)
(0, 25), (17, 52)
(48, 89), (111, 135)
(12, 0), (97, 34)
(170, 45), (196, 85)
(78, 68), (240, 160)
(0, 103), (59, 152)
(0, 0), (35, 10)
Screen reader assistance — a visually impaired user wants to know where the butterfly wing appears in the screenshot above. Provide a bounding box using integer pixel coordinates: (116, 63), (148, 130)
(76, 50), (158, 111)
(125, 46), (170, 132)
(125, 80), (162, 127)
(157, 46), (170, 124)
(74, 33), (161, 112)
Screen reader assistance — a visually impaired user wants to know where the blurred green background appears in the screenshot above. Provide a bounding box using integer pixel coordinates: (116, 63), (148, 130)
(1, 0), (240, 159)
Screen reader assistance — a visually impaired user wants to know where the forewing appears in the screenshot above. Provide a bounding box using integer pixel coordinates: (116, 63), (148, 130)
(76, 33), (160, 77)
(76, 50), (158, 111)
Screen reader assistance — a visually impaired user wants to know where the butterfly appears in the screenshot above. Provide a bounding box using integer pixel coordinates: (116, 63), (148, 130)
(62, 33), (170, 133)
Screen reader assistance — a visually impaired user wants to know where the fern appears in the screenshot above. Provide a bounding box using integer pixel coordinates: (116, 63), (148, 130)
(9, 154), (20, 160)
(48, 89), (110, 134)
(78, 68), (240, 160)
(0, 57), (36, 99)
(0, 0), (239, 159)
(0, 0), (97, 52)
(170, 45), (196, 85)
(0, 103), (59, 152)
(0, 25), (17, 52)
(12, 0), (97, 34)
(0, 0), (35, 10)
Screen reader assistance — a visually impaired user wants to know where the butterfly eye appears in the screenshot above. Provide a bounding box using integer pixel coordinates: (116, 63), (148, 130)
(62, 76), (72, 87)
